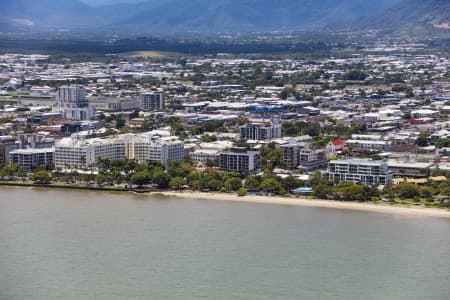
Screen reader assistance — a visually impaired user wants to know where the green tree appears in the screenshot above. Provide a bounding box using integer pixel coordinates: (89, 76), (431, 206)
(344, 70), (366, 81)
(205, 158), (219, 167)
(309, 171), (325, 187)
(224, 177), (242, 192)
(244, 176), (261, 190)
(363, 185), (381, 200)
(0, 164), (26, 179)
(280, 87), (294, 100)
(207, 179), (222, 191)
(282, 176), (303, 192)
(418, 186), (436, 200)
(131, 171), (151, 187)
(169, 177), (186, 190)
(259, 178), (282, 194)
(416, 133), (429, 147)
(95, 173), (112, 185)
(190, 179), (202, 190)
(333, 182), (366, 201)
(440, 186), (450, 201)
(187, 171), (202, 185)
(394, 183), (420, 199)
(31, 170), (51, 184)
(435, 138), (450, 149)
(312, 183), (332, 199)
(115, 119), (126, 129)
(153, 170), (171, 189)
(168, 161), (193, 178)
(95, 158), (111, 172)
(264, 148), (284, 169)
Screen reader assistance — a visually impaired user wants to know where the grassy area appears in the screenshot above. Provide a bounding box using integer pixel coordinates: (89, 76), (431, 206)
(120, 51), (182, 58)
(179, 81), (194, 87)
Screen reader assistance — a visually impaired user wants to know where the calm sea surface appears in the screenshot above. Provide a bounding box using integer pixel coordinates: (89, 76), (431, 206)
(1, 187), (449, 300)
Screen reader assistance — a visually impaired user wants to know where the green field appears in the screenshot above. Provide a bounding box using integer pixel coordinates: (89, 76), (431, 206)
(120, 51), (182, 58)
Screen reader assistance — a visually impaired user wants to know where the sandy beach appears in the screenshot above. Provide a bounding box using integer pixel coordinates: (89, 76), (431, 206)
(150, 191), (450, 219)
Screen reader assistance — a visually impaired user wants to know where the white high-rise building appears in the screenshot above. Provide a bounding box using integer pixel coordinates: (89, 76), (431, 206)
(57, 85), (87, 109)
(328, 159), (393, 186)
(239, 119), (281, 141)
(219, 148), (261, 174)
(140, 92), (165, 111)
(57, 85), (95, 121)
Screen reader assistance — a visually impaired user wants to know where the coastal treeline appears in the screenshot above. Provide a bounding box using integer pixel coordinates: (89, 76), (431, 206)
(2, 157), (450, 209)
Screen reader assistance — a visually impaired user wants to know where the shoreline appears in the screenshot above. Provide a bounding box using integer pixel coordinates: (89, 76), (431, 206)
(0, 181), (151, 193)
(1, 182), (450, 218)
(150, 190), (450, 219)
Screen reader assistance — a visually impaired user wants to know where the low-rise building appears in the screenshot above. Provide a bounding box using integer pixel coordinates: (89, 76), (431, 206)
(189, 149), (219, 164)
(346, 139), (391, 152)
(328, 159), (393, 186)
(63, 107), (96, 121)
(9, 147), (55, 171)
(326, 139), (345, 157)
(387, 160), (433, 178)
(61, 121), (102, 134)
(411, 109), (438, 119)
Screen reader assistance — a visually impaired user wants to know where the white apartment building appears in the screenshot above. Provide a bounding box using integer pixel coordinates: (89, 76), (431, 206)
(189, 149), (219, 164)
(239, 119), (282, 141)
(55, 133), (183, 169)
(411, 109), (438, 119)
(351, 134), (384, 141)
(55, 136), (126, 169)
(364, 109), (402, 122)
(130, 134), (184, 165)
(63, 107), (96, 121)
(328, 159), (393, 186)
(345, 140), (391, 151)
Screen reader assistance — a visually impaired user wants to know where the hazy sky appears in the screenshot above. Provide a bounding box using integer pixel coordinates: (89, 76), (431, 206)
(82, 0), (145, 5)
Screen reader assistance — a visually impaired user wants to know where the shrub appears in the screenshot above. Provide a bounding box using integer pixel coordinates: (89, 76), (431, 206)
(237, 188), (247, 197)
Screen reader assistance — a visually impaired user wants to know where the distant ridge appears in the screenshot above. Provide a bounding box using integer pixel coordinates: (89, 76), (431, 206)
(111, 0), (399, 33)
(2, 0), (448, 34)
(1, 0), (398, 33)
(360, 0), (450, 33)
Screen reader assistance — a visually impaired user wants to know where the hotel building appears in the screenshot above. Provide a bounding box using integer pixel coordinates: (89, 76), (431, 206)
(328, 159), (393, 186)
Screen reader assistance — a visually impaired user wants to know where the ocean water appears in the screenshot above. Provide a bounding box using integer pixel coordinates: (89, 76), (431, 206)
(1, 187), (449, 300)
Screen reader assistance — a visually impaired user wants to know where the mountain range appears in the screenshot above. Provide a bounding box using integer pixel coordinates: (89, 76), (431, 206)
(361, 0), (450, 32)
(1, 0), (449, 34)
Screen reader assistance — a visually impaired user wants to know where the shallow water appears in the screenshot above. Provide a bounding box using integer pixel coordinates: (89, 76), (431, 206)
(1, 187), (449, 299)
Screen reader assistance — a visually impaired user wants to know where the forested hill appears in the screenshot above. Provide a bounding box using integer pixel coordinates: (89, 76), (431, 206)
(2, 0), (397, 33)
(358, 0), (450, 33)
